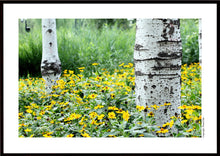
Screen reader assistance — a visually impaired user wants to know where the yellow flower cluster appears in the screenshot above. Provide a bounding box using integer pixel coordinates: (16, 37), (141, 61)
(19, 62), (201, 138)
(156, 128), (169, 134)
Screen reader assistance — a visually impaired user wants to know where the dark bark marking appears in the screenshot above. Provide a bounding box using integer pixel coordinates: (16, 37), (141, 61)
(49, 42), (52, 47)
(47, 29), (52, 33)
(144, 85), (148, 91)
(145, 34), (155, 38)
(134, 58), (167, 63)
(168, 26), (174, 35)
(157, 40), (181, 44)
(135, 71), (147, 76)
(138, 95), (141, 101)
(134, 53), (181, 62)
(158, 19), (167, 23)
(161, 33), (168, 40)
(164, 108), (167, 114)
(147, 73), (179, 78)
(41, 60), (62, 76)
(152, 64), (181, 70)
(164, 87), (169, 92)
(170, 86), (174, 94)
(160, 76), (180, 80)
(148, 73), (153, 78)
(134, 44), (143, 50)
(152, 85), (156, 89)
(158, 52), (182, 58)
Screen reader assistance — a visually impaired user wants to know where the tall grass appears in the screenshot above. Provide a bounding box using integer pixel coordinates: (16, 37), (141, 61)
(180, 19), (199, 64)
(19, 19), (199, 78)
(19, 28), (42, 77)
(57, 24), (135, 77)
(19, 21), (135, 78)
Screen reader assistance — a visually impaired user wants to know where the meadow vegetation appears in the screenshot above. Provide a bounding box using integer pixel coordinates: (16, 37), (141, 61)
(19, 19), (199, 78)
(19, 19), (201, 137)
(19, 62), (201, 137)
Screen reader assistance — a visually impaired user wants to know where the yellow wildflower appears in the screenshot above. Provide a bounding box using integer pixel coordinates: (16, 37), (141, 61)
(169, 120), (174, 128)
(81, 132), (91, 137)
(30, 134), (34, 138)
(136, 105), (145, 112)
(162, 122), (170, 128)
(181, 120), (188, 124)
(24, 128), (32, 132)
(148, 111), (154, 117)
(66, 134), (74, 137)
(151, 104), (160, 110)
(119, 63), (124, 67)
(178, 105), (187, 109)
(94, 105), (104, 109)
(193, 105), (202, 109)
(43, 134), (52, 138)
(89, 112), (98, 119)
(91, 120), (97, 125)
(78, 67), (85, 70)
(39, 111), (45, 116)
(185, 109), (194, 115)
(92, 63), (99, 66)
(51, 100), (56, 105)
(108, 112), (116, 119)
(88, 93), (98, 99)
(164, 102), (171, 106)
(116, 109), (124, 114)
(26, 109), (33, 114)
(110, 93), (115, 99)
(122, 111), (130, 121)
(186, 129), (193, 133)
(97, 114), (105, 120)
(156, 128), (169, 133)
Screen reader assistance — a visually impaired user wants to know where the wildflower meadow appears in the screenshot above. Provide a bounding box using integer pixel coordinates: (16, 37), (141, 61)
(19, 62), (202, 138)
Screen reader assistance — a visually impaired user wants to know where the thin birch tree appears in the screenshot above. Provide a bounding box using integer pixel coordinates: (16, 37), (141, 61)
(41, 19), (61, 92)
(134, 19), (182, 135)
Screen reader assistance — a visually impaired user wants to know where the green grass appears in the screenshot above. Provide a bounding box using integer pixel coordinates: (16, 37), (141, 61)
(19, 21), (135, 78)
(19, 19), (199, 78)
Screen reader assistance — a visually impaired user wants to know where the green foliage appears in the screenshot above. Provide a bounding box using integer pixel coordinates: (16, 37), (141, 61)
(19, 19), (199, 78)
(180, 19), (199, 65)
(19, 19), (135, 78)
(19, 28), (42, 77)
(56, 23), (135, 78)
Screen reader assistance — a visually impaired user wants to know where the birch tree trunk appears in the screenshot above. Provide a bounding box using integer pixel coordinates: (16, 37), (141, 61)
(199, 19), (202, 66)
(41, 19), (61, 92)
(134, 19), (182, 135)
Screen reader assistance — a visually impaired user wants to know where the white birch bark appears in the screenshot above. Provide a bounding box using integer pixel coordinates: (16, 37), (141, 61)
(41, 19), (61, 92)
(134, 19), (182, 136)
(199, 19), (202, 66)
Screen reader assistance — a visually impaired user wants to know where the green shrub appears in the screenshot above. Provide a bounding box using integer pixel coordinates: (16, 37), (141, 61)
(180, 19), (199, 65)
